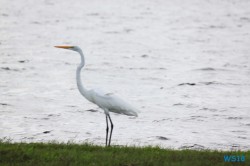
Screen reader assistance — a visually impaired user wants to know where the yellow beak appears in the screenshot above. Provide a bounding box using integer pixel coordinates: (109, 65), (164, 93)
(54, 46), (73, 49)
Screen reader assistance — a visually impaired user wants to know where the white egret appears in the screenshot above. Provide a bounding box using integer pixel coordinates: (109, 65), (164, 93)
(55, 46), (138, 146)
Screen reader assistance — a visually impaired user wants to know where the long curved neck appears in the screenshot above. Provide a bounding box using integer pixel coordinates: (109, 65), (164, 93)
(76, 49), (91, 100)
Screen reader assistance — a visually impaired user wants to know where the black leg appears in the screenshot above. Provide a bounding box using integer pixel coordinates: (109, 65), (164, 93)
(105, 115), (109, 146)
(108, 114), (114, 146)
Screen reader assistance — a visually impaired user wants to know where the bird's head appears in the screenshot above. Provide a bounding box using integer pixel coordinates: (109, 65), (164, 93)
(55, 46), (81, 52)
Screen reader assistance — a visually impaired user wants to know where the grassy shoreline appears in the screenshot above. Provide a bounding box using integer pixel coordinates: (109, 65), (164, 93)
(0, 141), (249, 166)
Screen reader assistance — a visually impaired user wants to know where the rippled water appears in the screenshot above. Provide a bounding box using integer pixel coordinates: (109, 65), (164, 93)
(0, 0), (250, 150)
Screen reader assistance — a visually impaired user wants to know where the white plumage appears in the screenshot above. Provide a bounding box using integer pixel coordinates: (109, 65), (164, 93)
(88, 89), (138, 116)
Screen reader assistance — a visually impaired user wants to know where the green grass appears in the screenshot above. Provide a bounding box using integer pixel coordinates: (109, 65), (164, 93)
(0, 140), (249, 166)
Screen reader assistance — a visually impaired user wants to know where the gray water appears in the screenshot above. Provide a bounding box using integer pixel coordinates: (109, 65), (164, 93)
(1, 0), (250, 150)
